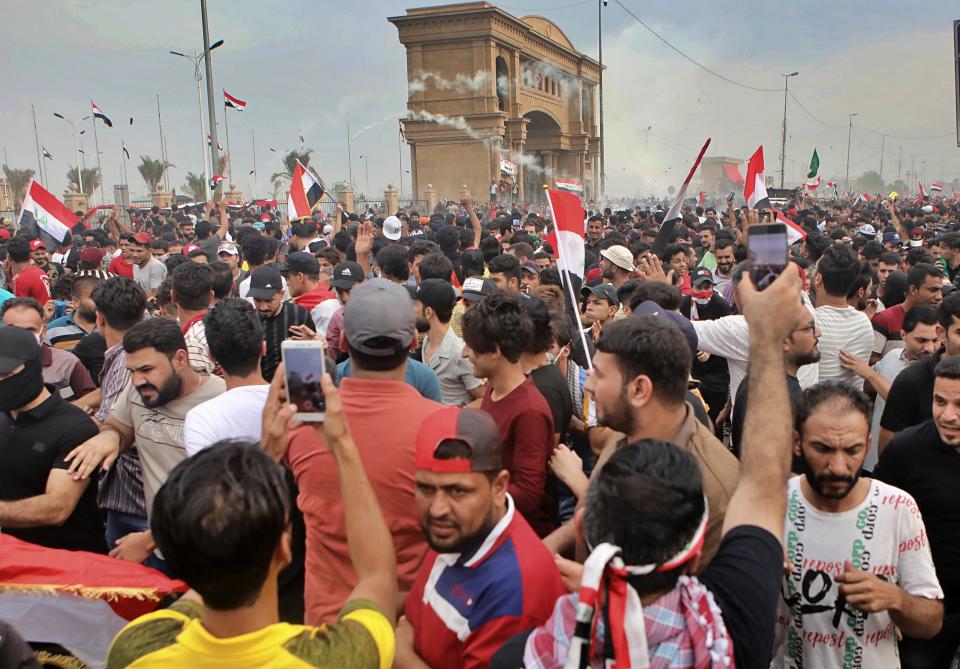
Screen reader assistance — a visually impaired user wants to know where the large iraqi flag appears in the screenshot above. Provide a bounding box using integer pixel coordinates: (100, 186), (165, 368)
(17, 178), (79, 247)
(287, 160), (325, 220)
(544, 188), (585, 279)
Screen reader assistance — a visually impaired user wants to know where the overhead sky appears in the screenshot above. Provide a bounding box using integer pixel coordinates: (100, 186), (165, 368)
(3, 0), (959, 203)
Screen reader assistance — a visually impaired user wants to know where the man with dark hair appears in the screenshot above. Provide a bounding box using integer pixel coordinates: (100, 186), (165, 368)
(171, 261), (216, 375)
(248, 265), (314, 381)
(286, 278), (443, 625)
(487, 253), (522, 294)
(660, 242), (691, 295)
(397, 407), (566, 668)
(375, 243), (410, 284)
(128, 232), (167, 299)
(875, 355), (960, 667)
(713, 237), (737, 303)
(875, 250), (901, 304)
(0, 325), (103, 552)
(461, 292), (555, 536)
(64, 318), (225, 570)
(939, 230), (960, 283)
(46, 274), (100, 350)
(109, 396), (397, 666)
(814, 244), (874, 388)
(871, 262), (943, 359)
(774, 382), (943, 667)
(279, 251), (334, 311)
(880, 293), (960, 449)
(239, 235), (288, 300)
(414, 279), (483, 406)
(184, 299), (269, 454)
(207, 260), (234, 301)
(5, 235), (51, 303)
(417, 252), (455, 284)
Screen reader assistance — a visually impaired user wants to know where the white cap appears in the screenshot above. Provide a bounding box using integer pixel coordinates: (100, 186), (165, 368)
(383, 215), (402, 241)
(323, 224), (334, 235)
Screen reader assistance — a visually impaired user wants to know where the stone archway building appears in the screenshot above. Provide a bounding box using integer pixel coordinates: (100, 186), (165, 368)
(389, 2), (601, 205)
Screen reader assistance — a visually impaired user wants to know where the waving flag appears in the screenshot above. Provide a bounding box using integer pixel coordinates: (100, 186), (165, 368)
(17, 178), (78, 246)
(806, 175), (821, 191)
(554, 178), (582, 194)
(914, 182), (927, 205)
(42, 146), (53, 160)
(807, 149), (820, 179)
(773, 209), (807, 245)
(91, 102), (112, 127)
(209, 175), (226, 191)
(652, 137), (712, 255)
(697, 191), (705, 206)
(122, 140), (130, 159)
(224, 90), (247, 111)
(744, 146), (770, 210)
(544, 188), (586, 279)
(931, 182), (943, 192)
(207, 134), (223, 151)
(287, 161), (325, 220)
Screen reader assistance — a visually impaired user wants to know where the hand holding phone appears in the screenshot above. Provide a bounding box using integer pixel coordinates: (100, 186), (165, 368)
(282, 340), (326, 421)
(748, 221), (788, 291)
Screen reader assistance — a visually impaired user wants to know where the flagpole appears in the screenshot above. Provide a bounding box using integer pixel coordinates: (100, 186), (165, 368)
(222, 93), (233, 186)
(251, 129), (257, 198)
(194, 50), (210, 203)
(157, 94), (169, 193)
(90, 105), (106, 205)
(31, 105), (43, 187)
(121, 140), (129, 186)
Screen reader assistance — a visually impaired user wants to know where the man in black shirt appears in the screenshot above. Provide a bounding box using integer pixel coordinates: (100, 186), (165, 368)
(879, 291), (960, 450)
(0, 325), (103, 553)
(681, 268), (732, 432)
(249, 265), (315, 381)
(875, 354), (960, 668)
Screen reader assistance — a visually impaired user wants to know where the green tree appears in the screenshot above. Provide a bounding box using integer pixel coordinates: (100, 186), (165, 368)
(66, 166), (101, 196)
(271, 149), (313, 191)
(138, 155), (174, 193)
(855, 170), (885, 194)
(2, 165), (35, 210)
(182, 172), (207, 201)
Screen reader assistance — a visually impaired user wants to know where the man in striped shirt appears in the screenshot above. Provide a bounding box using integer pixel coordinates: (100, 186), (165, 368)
(171, 262), (216, 376)
(250, 265), (315, 381)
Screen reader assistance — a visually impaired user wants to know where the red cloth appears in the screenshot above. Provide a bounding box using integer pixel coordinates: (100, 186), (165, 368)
(285, 378), (442, 625)
(108, 255), (134, 279)
(12, 265), (51, 303)
(292, 285), (336, 312)
(480, 378), (555, 536)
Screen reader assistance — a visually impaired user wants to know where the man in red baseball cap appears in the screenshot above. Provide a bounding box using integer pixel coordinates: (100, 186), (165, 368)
(396, 406), (565, 669)
(29, 239), (61, 282)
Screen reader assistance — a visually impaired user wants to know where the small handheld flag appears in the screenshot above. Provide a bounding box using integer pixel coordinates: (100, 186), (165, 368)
(807, 149), (820, 179)
(287, 161), (325, 220)
(744, 146), (770, 210)
(42, 146), (53, 160)
(224, 90), (247, 111)
(210, 175), (226, 191)
(91, 102), (113, 127)
(931, 182), (943, 192)
(652, 138), (712, 255)
(17, 179), (79, 246)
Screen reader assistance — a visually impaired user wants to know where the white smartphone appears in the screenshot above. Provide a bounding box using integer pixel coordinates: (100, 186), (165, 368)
(281, 340), (326, 422)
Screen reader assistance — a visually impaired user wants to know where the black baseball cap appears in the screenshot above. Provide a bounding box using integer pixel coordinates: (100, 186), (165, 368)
(691, 267), (714, 286)
(331, 261), (364, 290)
(461, 277), (497, 303)
(0, 325), (41, 374)
(278, 251), (319, 275)
(248, 265), (284, 300)
(415, 279), (457, 312)
(581, 282), (620, 307)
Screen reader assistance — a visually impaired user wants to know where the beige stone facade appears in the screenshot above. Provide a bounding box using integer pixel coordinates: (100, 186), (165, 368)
(390, 2), (601, 207)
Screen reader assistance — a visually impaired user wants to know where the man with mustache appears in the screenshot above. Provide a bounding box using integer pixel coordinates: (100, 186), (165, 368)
(64, 317), (225, 572)
(772, 382), (943, 668)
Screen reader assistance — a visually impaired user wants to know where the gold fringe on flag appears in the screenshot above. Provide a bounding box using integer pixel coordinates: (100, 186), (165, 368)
(34, 650), (90, 669)
(0, 582), (164, 602)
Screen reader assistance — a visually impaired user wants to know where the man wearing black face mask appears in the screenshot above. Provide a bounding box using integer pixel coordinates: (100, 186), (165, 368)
(0, 325), (104, 553)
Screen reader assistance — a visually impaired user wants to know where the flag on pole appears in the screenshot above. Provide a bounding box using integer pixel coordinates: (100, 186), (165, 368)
(652, 138), (712, 255)
(287, 161), (325, 220)
(42, 146), (53, 160)
(744, 146), (770, 210)
(697, 191), (705, 206)
(223, 90), (247, 111)
(931, 182), (943, 192)
(914, 182), (927, 204)
(17, 178), (78, 246)
(826, 180), (838, 188)
(122, 141), (130, 159)
(807, 149), (820, 179)
(207, 134), (223, 151)
(806, 175), (821, 191)
(91, 102), (112, 127)
(772, 209), (807, 245)
(209, 175), (226, 191)
(543, 188), (586, 279)
(554, 178), (583, 195)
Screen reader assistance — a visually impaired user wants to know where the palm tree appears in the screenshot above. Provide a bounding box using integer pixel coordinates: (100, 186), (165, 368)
(66, 166), (101, 196)
(138, 155), (173, 193)
(3, 165), (35, 210)
(182, 172), (207, 201)
(271, 149), (313, 191)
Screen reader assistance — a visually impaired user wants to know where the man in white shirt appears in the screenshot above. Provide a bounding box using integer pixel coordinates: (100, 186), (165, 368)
(184, 299), (270, 455)
(773, 382), (943, 668)
(128, 232), (167, 299)
(838, 305), (940, 470)
(813, 245), (874, 390)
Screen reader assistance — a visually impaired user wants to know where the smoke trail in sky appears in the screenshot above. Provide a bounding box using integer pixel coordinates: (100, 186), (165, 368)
(408, 71), (491, 95)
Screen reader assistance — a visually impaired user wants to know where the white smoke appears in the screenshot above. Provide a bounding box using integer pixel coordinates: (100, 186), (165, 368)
(351, 112), (402, 141)
(408, 71), (491, 95)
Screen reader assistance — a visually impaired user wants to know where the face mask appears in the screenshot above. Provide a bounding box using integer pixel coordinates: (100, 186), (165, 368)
(691, 288), (713, 304)
(909, 239), (922, 247)
(0, 357), (44, 412)
(34, 332), (42, 346)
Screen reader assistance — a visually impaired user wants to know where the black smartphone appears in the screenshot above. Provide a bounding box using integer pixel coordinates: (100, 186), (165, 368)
(748, 223), (788, 290)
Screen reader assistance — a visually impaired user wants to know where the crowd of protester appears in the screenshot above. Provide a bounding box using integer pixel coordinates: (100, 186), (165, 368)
(1, 189), (959, 668)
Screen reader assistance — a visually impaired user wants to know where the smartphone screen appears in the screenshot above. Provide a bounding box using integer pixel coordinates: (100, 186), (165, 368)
(283, 344), (326, 420)
(748, 223), (788, 291)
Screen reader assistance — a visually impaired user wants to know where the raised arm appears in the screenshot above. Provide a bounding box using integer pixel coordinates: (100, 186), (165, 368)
(462, 197), (481, 250)
(721, 263), (803, 544)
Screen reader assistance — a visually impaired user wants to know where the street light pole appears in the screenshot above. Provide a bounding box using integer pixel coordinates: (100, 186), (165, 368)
(780, 72), (798, 189)
(845, 112), (858, 192)
(598, 0), (607, 201)
(200, 0), (220, 195)
(171, 39), (222, 201)
(53, 113), (90, 195)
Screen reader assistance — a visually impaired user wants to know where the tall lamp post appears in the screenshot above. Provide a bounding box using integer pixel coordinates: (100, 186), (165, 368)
(170, 39), (223, 200)
(779, 72), (798, 189)
(598, 0), (608, 201)
(200, 0), (221, 191)
(359, 154), (370, 195)
(53, 112), (91, 195)
(845, 112), (858, 192)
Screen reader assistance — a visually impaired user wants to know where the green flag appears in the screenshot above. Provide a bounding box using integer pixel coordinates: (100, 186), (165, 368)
(807, 149), (820, 179)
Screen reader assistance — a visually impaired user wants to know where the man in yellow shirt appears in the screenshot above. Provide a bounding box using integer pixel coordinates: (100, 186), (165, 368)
(107, 373), (396, 668)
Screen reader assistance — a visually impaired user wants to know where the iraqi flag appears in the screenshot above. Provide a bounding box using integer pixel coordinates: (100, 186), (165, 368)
(914, 182), (927, 204)
(207, 134), (223, 151)
(806, 175), (821, 191)
(0, 535), (186, 667)
(544, 188), (585, 279)
(91, 101), (112, 127)
(931, 182), (943, 192)
(287, 161), (325, 220)
(773, 208), (807, 245)
(42, 146), (53, 160)
(744, 145), (770, 209)
(652, 137), (711, 255)
(554, 178), (583, 195)
(18, 178), (78, 246)
(210, 175), (226, 191)
(224, 90), (246, 111)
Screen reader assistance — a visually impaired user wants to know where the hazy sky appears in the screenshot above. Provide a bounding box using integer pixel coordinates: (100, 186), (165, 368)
(3, 0), (959, 203)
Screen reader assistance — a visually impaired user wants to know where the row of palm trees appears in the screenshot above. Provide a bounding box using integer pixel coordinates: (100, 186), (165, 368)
(2, 147), (317, 209)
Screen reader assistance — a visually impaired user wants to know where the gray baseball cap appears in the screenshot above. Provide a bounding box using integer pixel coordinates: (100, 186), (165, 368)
(344, 278), (415, 356)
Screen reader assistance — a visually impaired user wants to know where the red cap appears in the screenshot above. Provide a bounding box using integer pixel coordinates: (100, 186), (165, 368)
(29, 239), (46, 251)
(415, 407), (502, 473)
(79, 246), (106, 264)
(585, 266), (603, 283)
(133, 232), (152, 245)
(182, 243), (202, 255)
(0, 229), (10, 240)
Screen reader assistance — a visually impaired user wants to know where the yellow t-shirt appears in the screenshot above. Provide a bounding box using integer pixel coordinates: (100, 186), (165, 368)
(107, 598), (394, 669)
